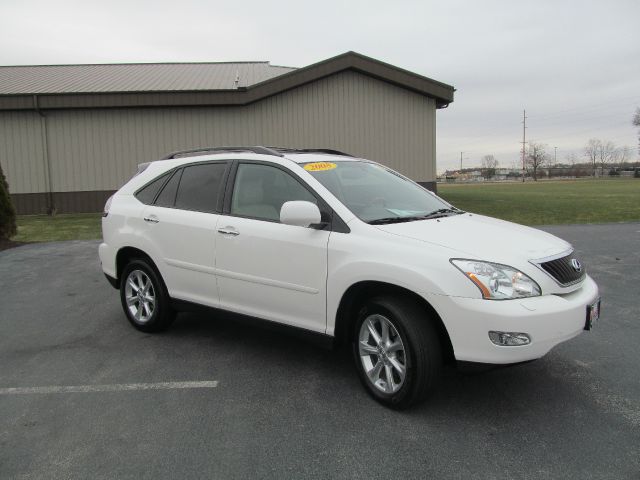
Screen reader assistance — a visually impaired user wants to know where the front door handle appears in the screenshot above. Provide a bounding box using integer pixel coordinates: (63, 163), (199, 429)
(143, 216), (159, 224)
(217, 227), (239, 236)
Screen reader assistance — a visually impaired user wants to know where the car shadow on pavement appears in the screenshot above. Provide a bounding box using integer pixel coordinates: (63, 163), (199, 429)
(165, 309), (580, 421)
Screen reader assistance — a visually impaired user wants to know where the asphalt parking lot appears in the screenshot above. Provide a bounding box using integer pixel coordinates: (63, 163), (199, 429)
(1, 223), (639, 479)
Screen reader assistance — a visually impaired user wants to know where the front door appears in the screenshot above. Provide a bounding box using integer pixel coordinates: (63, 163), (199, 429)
(215, 162), (330, 332)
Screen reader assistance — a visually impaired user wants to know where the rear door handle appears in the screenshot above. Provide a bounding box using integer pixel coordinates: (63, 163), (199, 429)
(144, 216), (159, 224)
(217, 227), (239, 236)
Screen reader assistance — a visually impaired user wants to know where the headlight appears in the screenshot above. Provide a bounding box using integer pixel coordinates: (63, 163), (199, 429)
(450, 259), (541, 300)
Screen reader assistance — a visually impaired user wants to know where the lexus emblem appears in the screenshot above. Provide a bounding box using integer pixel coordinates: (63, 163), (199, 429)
(571, 258), (582, 272)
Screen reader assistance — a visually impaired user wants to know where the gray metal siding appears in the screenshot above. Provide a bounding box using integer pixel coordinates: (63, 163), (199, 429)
(2, 71), (436, 208)
(0, 111), (47, 194)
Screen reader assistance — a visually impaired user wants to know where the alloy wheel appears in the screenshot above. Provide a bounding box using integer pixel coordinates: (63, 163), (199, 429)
(124, 269), (156, 324)
(358, 314), (407, 394)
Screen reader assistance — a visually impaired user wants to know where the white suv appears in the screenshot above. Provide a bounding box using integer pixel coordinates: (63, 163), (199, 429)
(100, 146), (600, 409)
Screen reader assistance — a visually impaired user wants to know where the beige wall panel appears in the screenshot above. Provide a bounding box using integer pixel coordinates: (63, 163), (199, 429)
(3, 71), (436, 194)
(0, 111), (47, 194)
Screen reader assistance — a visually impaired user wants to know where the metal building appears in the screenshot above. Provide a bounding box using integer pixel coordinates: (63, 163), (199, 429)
(0, 52), (454, 214)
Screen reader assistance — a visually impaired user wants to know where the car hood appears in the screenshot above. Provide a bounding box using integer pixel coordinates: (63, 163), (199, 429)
(374, 213), (571, 263)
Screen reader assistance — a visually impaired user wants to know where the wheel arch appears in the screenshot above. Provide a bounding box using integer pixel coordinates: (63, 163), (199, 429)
(115, 246), (160, 287)
(333, 281), (455, 363)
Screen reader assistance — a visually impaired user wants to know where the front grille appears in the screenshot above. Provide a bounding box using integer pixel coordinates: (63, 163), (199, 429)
(538, 253), (586, 286)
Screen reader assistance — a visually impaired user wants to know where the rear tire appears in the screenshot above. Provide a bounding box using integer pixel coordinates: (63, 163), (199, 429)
(120, 259), (175, 333)
(352, 295), (442, 409)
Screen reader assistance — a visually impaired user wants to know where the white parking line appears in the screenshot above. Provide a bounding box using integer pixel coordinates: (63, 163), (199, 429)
(0, 381), (219, 395)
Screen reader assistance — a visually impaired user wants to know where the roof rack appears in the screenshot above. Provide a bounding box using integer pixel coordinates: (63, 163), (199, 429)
(161, 146), (284, 160)
(268, 147), (354, 157)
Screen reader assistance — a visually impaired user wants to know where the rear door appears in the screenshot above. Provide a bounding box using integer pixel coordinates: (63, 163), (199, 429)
(214, 161), (330, 332)
(142, 161), (229, 307)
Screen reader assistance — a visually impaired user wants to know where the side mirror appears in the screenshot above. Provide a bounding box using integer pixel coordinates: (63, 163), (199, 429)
(280, 201), (322, 228)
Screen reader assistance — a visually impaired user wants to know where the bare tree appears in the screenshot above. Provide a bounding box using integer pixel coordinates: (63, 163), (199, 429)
(633, 107), (640, 154)
(481, 154), (499, 179)
(526, 142), (549, 181)
(584, 138), (600, 176)
(564, 152), (578, 177)
(597, 140), (617, 176)
(618, 146), (631, 167)
(565, 152), (579, 165)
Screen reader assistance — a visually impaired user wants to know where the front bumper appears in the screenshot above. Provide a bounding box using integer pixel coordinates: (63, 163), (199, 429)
(423, 275), (599, 364)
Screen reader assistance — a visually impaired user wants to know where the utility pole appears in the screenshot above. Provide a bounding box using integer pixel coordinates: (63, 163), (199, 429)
(554, 146), (557, 164)
(520, 109), (527, 182)
(460, 152), (463, 172)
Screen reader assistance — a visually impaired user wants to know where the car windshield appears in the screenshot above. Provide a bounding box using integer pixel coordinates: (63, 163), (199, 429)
(303, 160), (462, 223)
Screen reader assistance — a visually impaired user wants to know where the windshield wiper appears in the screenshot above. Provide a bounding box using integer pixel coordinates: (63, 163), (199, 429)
(421, 207), (465, 219)
(368, 208), (465, 225)
(368, 216), (429, 225)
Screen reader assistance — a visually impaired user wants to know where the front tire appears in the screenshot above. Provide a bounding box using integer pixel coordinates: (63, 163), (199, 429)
(353, 296), (442, 409)
(120, 259), (175, 332)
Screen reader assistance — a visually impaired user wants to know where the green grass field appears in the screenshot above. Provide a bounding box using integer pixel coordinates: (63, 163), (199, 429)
(9, 178), (639, 244)
(14, 213), (102, 243)
(438, 178), (640, 225)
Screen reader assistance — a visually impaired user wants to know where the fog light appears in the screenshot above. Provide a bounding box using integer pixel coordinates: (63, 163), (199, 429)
(488, 331), (531, 346)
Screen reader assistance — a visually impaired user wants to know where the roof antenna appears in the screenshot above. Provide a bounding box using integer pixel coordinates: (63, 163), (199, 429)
(234, 70), (240, 88)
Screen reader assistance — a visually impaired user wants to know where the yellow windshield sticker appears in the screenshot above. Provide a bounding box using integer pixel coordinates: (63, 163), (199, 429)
(304, 162), (337, 172)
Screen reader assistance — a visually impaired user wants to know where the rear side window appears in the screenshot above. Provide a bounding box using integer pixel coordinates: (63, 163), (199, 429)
(155, 169), (183, 207)
(174, 163), (227, 213)
(135, 172), (170, 204)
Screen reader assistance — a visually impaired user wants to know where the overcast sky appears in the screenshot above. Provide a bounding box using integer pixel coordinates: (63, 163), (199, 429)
(1, 0), (638, 172)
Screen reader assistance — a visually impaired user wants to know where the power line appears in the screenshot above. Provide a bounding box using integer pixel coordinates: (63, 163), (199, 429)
(530, 109), (635, 127)
(532, 120), (634, 143)
(528, 95), (640, 121)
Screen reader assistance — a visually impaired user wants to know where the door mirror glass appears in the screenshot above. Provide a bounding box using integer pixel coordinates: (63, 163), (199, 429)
(280, 201), (321, 227)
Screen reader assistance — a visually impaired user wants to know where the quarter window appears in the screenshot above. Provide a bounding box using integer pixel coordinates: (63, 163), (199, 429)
(155, 169), (182, 208)
(231, 164), (317, 222)
(135, 172), (170, 205)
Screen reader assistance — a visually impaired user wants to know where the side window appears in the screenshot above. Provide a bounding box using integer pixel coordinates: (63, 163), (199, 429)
(155, 169), (182, 207)
(174, 163), (227, 213)
(231, 163), (317, 222)
(135, 172), (170, 205)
